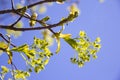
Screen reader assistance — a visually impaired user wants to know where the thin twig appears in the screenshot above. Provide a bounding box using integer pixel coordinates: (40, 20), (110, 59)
(0, 73), (4, 80)
(0, 48), (17, 69)
(14, 11), (56, 35)
(15, 10), (45, 24)
(0, 33), (16, 47)
(48, 28), (56, 34)
(11, 64), (16, 80)
(11, 0), (15, 9)
(10, 15), (23, 27)
(7, 54), (17, 80)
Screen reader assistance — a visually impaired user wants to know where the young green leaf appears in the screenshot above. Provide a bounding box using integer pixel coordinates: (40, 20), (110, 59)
(64, 38), (78, 49)
(54, 33), (61, 54)
(55, 36), (61, 54)
(59, 33), (71, 39)
(41, 16), (50, 22)
(11, 44), (29, 52)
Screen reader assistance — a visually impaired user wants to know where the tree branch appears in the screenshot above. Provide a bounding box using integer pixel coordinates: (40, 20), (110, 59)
(0, 24), (57, 31)
(0, 48), (6, 52)
(0, 18), (68, 32)
(0, 0), (57, 14)
(27, 0), (57, 8)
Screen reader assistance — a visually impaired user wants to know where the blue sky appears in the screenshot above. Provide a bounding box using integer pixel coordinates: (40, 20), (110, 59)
(0, 0), (120, 80)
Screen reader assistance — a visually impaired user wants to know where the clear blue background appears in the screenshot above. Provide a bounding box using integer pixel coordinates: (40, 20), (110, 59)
(0, 0), (120, 80)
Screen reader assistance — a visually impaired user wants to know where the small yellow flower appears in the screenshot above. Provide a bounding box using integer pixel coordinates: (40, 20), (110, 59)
(43, 59), (49, 65)
(94, 43), (101, 49)
(93, 55), (98, 59)
(1, 66), (9, 73)
(95, 37), (101, 43)
(78, 61), (84, 67)
(90, 49), (97, 55)
(79, 31), (86, 37)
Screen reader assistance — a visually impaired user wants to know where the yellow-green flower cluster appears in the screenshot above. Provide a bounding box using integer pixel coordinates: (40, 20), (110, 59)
(11, 37), (53, 74)
(29, 37), (53, 73)
(14, 70), (30, 79)
(70, 31), (101, 67)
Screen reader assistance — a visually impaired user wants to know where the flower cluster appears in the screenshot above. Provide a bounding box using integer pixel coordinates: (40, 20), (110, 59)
(65, 31), (101, 67)
(10, 37), (53, 79)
